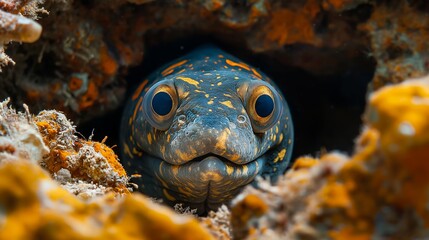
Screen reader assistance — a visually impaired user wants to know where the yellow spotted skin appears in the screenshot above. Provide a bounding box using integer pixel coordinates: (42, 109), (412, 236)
(120, 45), (293, 214)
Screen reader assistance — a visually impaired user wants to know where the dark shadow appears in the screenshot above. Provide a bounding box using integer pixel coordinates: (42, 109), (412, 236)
(78, 35), (375, 162)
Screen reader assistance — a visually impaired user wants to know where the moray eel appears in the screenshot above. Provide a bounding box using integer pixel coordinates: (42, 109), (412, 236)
(120, 45), (293, 214)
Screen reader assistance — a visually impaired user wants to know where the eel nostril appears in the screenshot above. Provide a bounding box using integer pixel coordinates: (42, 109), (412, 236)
(237, 115), (247, 124)
(178, 115), (186, 126)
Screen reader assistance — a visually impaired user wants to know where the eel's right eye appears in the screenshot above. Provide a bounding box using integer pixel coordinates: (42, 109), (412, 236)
(143, 80), (178, 130)
(255, 94), (274, 118)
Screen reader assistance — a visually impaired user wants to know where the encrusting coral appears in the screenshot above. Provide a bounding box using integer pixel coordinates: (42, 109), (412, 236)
(2, 67), (429, 239)
(200, 205), (232, 239)
(0, 98), (48, 164)
(34, 110), (130, 198)
(0, 98), (129, 199)
(230, 75), (429, 239)
(3, 2), (429, 237)
(1, 0), (373, 121)
(361, 0), (429, 90)
(0, 98), (216, 239)
(0, 160), (214, 239)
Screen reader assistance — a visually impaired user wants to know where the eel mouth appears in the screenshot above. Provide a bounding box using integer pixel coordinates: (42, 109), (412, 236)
(187, 153), (235, 165)
(153, 154), (266, 214)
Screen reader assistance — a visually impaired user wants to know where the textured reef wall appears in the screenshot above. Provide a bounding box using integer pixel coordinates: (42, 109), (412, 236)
(2, 0), (429, 239)
(1, 72), (429, 239)
(2, 1), (428, 121)
(0, 160), (214, 239)
(1, 0), (374, 121)
(231, 76), (429, 239)
(0, 98), (216, 239)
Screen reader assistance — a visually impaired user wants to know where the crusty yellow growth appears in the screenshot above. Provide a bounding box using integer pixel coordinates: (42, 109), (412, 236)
(231, 76), (429, 239)
(362, 1), (429, 90)
(34, 110), (129, 196)
(322, 77), (429, 238)
(92, 141), (127, 177)
(232, 194), (268, 222)
(0, 160), (214, 239)
(200, 205), (232, 239)
(366, 78), (429, 156)
(231, 193), (269, 239)
(0, 98), (49, 164)
(291, 157), (319, 170)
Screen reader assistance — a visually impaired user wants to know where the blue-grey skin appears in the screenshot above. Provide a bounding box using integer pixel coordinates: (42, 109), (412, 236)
(120, 45), (293, 214)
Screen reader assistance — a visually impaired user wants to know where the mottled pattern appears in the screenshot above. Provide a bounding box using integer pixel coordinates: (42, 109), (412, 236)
(120, 45), (293, 214)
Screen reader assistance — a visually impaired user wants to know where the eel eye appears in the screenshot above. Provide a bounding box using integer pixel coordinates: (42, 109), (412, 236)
(152, 92), (173, 116)
(255, 94), (274, 118)
(143, 80), (178, 130)
(242, 82), (282, 133)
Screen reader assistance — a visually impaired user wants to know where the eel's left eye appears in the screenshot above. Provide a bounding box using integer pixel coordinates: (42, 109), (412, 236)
(143, 80), (178, 130)
(152, 92), (173, 116)
(241, 82), (282, 133)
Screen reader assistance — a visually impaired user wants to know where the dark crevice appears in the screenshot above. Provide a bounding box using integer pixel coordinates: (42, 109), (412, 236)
(78, 34), (375, 163)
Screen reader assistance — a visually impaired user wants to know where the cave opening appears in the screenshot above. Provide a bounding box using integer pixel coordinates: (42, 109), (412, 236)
(77, 33), (375, 161)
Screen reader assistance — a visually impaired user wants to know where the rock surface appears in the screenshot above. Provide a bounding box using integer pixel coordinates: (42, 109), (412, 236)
(1, 74), (429, 239)
(0, 0), (373, 121)
(0, 160), (214, 239)
(1, 0), (429, 239)
(231, 76), (429, 239)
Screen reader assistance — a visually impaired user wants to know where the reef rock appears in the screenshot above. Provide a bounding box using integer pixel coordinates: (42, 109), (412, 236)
(0, 0), (44, 69)
(0, 98), (215, 239)
(0, 98), (48, 164)
(0, 160), (214, 239)
(34, 110), (130, 198)
(230, 75), (429, 239)
(0, 98), (129, 199)
(362, 1), (429, 90)
(0, 0), (373, 122)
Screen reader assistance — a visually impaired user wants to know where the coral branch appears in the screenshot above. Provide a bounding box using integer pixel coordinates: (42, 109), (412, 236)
(0, 9), (42, 43)
(0, 0), (45, 70)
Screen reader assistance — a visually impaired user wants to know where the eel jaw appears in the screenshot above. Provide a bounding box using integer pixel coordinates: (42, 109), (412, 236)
(147, 154), (265, 214)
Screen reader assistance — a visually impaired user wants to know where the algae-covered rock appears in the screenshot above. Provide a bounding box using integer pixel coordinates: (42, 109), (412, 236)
(0, 98), (217, 239)
(230, 76), (429, 239)
(0, 160), (214, 239)
(1, 0), (372, 122)
(34, 110), (130, 197)
(362, 1), (429, 90)
(0, 98), (128, 199)
(0, 98), (48, 163)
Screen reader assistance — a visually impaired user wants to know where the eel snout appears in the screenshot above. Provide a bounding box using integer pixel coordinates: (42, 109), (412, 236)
(163, 114), (259, 165)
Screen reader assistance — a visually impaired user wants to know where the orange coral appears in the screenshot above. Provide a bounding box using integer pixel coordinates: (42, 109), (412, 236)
(92, 141), (127, 177)
(99, 45), (118, 76)
(260, 0), (321, 49)
(318, 77), (429, 238)
(200, 205), (232, 239)
(78, 81), (99, 111)
(322, 0), (361, 11)
(362, 0), (429, 89)
(292, 156), (319, 170)
(230, 76), (429, 239)
(34, 110), (129, 196)
(0, 160), (214, 239)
